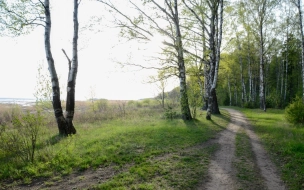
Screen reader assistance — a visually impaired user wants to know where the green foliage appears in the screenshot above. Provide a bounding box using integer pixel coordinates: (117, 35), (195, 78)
(95, 99), (109, 112)
(0, 0), (44, 36)
(266, 94), (283, 109)
(187, 78), (202, 119)
(163, 106), (178, 120)
(34, 63), (53, 110)
(0, 110), (45, 164)
(243, 101), (256, 109)
(285, 96), (304, 125)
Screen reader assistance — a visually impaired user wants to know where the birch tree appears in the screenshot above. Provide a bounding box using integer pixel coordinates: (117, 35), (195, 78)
(1, 0), (80, 136)
(98, 0), (192, 120)
(292, 0), (304, 101)
(43, 0), (79, 135)
(239, 0), (279, 111)
(183, 0), (224, 119)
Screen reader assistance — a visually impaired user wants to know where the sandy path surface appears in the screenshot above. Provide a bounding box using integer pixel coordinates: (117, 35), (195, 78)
(202, 108), (286, 190)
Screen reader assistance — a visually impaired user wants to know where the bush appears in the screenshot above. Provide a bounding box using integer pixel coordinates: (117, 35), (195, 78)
(163, 106), (178, 120)
(244, 101), (256, 109)
(0, 110), (45, 163)
(266, 94), (283, 109)
(285, 96), (304, 125)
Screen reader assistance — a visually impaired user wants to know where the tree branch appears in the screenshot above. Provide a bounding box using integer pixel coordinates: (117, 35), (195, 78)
(62, 49), (71, 71)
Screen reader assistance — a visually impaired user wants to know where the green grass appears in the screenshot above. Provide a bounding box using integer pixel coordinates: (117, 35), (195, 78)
(234, 129), (266, 190)
(0, 108), (229, 189)
(234, 107), (304, 190)
(94, 144), (218, 190)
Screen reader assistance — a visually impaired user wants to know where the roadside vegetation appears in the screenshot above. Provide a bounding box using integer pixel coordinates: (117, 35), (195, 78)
(235, 108), (304, 190)
(0, 101), (229, 189)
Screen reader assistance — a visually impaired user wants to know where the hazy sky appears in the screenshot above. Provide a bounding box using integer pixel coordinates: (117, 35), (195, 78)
(0, 0), (178, 100)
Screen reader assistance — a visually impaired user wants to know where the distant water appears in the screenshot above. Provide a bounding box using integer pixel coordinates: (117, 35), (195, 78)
(0, 98), (35, 106)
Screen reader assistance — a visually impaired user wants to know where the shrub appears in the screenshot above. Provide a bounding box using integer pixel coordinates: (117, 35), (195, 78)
(163, 106), (178, 120)
(285, 96), (304, 125)
(266, 94), (283, 109)
(0, 110), (45, 163)
(243, 101), (256, 109)
(96, 99), (109, 112)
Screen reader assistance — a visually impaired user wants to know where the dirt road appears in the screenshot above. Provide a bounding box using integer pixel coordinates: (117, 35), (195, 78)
(202, 108), (286, 190)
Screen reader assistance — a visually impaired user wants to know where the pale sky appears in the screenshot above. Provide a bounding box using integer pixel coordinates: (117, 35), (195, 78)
(0, 0), (178, 100)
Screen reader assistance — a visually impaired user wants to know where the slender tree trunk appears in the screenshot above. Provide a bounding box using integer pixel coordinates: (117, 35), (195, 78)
(228, 74), (232, 106)
(162, 88), (165, 108)
(276, 55), (279, 95)
(174, 0), (192, 120)
(206, 0), (223, 119)
(281, 59), (284, 98)
(296, 0), (304, 101)
(203, 62), (209, 110)
(197, 75), (205, 108)
(248, 51), (253, 102)
(211, 0), (223, 115)
(259, 22), (266, 111)
(65, 0), (78, 134)
(234, 82), (238, 106)
(43, 0), (78, 136)
(237, 37), (247, 106)
(43, 0), (67, 135)
(202, 19), (208, 111)
(284, 55), (288, 103)
(206, 7), (216, 120)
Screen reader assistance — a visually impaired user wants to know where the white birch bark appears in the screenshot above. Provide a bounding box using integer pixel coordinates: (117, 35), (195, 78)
(65, 0), (79, 134)
(43, 0), (67, 135)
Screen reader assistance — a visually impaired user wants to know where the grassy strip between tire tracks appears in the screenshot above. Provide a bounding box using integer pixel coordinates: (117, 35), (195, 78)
(234, 129), (266, 190)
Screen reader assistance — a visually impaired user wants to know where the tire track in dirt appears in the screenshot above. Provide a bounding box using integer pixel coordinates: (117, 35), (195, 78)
(228, 108), (287, 190)
(202, 108), (286, 190)
(201, 109), (241, 190)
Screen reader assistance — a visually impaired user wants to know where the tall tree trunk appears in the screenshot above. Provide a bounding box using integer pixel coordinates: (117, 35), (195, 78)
(284, 45), (288, 104)
(237, 36), (247, 106)
(247, 49), (253, 102)
(43, 0), (77, 136)
(206, 0), (223, 119)
(234, 82), (238, 106)
(197, 75), (205, 108)
(65, 0), (78, 134)
(228, 74), (232, 106)
(296, 0), (304, 101)
(43, 0), (67, 135)
(259, 23), (266, 111)
(174, 0), (192, 120)
(211, 0), (223, 115)
(203, 62), (209, 110)
(281, 59), (284, 98)
(162, 87), (165, 109)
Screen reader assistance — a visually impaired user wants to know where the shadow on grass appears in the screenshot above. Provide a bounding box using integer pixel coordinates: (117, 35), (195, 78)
(47, 134), (65, 145)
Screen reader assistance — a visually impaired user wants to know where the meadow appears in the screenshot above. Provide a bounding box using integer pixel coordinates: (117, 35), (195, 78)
(0, 100), (229, 189)
(1, 100), (304, 189)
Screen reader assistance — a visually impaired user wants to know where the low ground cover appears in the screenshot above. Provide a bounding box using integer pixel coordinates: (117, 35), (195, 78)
(0, 102), (229, 189)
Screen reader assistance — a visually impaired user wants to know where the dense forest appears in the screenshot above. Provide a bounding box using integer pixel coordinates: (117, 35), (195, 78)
(151, 0), (304, 112)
